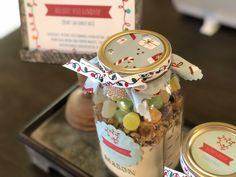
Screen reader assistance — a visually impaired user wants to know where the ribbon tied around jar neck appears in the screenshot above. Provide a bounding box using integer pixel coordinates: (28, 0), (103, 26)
(63, 54), (203, 94)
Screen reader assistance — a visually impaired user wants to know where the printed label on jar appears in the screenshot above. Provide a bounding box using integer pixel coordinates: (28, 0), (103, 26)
(191, 130), (236, 175)
(96, 121), (143, 166)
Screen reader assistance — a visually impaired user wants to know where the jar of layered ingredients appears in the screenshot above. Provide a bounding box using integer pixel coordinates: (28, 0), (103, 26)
(63, 30), (203, 177)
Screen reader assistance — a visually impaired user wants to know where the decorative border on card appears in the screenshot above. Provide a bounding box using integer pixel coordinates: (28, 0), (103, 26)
(119, 0), (132, 30)
(26, 0), (40, 49)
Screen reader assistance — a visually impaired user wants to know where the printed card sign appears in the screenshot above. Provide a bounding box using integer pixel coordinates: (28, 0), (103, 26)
(24, 0), (135, 53)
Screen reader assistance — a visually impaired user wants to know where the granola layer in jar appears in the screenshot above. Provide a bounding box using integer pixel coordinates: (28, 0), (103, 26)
(93, 72), (184, 170)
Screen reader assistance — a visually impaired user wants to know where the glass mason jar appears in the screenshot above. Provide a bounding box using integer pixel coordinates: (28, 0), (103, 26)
(93, 30), (184, 177)
(63, 30), (202, 177)
(93, 74), (183, 175)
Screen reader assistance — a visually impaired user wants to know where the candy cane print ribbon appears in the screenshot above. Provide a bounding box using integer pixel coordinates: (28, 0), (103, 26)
(63, 59), (147, 89)
(63, 55), (203, 90)
(171, 54), (203, 81)
(164, 167), (188, 177)
(63, 57), (172, 90)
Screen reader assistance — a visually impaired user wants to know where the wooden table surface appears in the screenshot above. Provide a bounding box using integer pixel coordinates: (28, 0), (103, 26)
(0, 1), (235, 177)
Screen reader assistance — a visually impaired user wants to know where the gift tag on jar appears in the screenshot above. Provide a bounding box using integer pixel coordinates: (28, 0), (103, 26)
(96, 121), (143, 166)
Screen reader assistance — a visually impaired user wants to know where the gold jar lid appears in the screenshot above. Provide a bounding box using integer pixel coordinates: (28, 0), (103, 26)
(181, 122), (236, 177)
(98, 30), (172, 75)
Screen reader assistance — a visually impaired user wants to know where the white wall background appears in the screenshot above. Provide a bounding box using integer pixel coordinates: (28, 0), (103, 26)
(0, 0), (20, 39)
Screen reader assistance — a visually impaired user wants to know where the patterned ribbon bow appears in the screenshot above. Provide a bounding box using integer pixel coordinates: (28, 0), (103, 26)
(63, 54), (203, 93)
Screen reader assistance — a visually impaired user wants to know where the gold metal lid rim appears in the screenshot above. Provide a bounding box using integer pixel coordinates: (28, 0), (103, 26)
(98, 30), (172, 75)
(182, 122), (236, 177)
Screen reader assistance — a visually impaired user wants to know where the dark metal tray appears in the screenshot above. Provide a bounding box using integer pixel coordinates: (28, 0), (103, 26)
(18, 84), (187, 177)
(18, 84), (114, 177)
